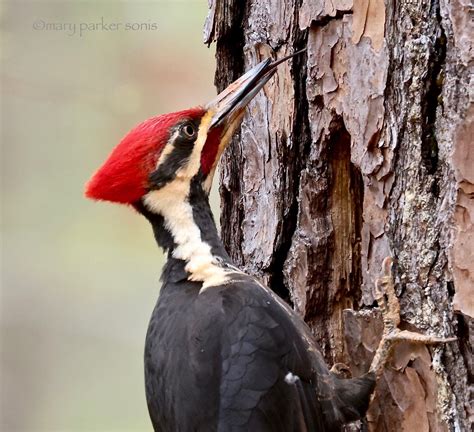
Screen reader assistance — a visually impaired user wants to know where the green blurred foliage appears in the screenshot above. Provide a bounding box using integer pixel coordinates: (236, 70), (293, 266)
(1, 1), (216, 430)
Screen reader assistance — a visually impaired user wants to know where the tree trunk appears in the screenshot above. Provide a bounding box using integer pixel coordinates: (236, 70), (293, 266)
(204, 1), (472, 431)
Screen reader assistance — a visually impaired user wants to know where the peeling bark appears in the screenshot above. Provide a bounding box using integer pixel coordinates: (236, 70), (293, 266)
(205, 0), (472, 430)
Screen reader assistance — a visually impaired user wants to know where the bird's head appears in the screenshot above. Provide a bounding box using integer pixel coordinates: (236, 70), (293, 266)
(85, 53), (301, 209)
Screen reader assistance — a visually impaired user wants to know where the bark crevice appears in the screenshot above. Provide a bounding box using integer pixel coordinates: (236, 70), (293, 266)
(268, 23), (310, 305)
(420, 0), (447, 177)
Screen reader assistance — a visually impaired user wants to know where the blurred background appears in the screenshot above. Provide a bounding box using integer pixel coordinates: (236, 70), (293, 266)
(1, 1), (216, 430)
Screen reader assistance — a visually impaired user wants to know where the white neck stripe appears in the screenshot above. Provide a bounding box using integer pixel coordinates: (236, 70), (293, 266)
(144, 187), (231, 289)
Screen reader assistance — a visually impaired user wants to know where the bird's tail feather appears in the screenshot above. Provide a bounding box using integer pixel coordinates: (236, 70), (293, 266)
(333, 372), (376, 423)
(318, 372), (376, 431)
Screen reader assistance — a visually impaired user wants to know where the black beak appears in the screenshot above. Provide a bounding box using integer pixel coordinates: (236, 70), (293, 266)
(207, 49), (306, 129)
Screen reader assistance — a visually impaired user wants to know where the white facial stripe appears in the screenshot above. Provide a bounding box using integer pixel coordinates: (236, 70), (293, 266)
(155, 129), (180, 168)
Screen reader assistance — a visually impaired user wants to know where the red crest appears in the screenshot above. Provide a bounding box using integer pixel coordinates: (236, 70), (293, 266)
(85, 108), (205, 204)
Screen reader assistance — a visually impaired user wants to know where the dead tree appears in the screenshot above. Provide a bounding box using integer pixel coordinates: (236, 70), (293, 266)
(204, 1), (472, 430)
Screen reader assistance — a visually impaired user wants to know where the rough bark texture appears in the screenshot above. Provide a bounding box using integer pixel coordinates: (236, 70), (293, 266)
(204, 0), (472, 430)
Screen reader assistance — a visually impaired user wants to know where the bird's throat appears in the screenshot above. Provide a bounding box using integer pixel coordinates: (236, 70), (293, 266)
(140, 177), (238, 289)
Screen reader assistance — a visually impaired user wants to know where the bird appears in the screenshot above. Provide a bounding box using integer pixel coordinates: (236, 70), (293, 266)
(85, 52), (455, 431)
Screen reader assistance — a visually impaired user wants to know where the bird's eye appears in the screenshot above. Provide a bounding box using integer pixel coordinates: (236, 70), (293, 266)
(181, 123), (196, 139)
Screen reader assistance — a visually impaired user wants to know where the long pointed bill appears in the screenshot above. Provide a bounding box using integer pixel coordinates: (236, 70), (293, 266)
(207, 49), (306, 129)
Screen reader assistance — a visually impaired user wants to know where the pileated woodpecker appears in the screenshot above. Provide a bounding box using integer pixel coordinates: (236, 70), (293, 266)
(86, 53), (455, 431)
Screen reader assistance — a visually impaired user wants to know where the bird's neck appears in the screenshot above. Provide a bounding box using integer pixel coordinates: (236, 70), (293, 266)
(138, 177), (237, 289)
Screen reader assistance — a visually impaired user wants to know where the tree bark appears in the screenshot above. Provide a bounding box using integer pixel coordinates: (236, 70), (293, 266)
(204, 1), (472, 431)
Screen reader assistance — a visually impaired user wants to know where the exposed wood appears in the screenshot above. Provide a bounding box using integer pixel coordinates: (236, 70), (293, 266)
(205, 0), (473, 430)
